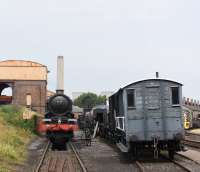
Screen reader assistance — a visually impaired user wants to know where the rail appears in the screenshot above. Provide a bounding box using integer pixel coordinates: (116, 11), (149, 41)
(34, 141), (50, 172)
(70, 143), (88, 172)
(182, 139), (200, 149)
(135, 161), (145, 172)
(161, 154), (193, 172)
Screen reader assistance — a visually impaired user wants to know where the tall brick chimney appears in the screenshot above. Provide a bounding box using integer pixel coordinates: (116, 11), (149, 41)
(56, 56), (64, 94)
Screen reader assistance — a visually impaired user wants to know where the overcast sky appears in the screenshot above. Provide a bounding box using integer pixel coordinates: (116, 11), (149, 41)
(0, 0), (199, 99)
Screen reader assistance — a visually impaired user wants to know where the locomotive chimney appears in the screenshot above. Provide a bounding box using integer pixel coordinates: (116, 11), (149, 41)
(57, 56), (64, 94)
(156, 72), (159, 79)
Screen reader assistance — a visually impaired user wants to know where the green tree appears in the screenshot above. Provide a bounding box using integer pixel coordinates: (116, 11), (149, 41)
(97, 95), (107, 105)
(74, 93), (106, 109)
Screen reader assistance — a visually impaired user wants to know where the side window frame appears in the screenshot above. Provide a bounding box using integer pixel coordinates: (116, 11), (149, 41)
(170, 86), (180, 106)
(126, 89), (136, 109)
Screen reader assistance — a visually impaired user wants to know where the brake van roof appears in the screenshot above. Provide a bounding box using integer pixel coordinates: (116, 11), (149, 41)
(110, 79), (183, 97)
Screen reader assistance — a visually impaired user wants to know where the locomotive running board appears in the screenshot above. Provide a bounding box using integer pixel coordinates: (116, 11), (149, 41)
(116, 142), (128, 153)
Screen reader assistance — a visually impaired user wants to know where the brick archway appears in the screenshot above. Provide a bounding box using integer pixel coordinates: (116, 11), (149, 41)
(0, 83), (10, 95)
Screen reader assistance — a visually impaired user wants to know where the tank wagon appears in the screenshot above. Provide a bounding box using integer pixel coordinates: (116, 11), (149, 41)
(98, 79), (185, 159)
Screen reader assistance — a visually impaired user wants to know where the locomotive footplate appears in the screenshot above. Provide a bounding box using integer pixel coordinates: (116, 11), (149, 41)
(43, 117), (77, 124)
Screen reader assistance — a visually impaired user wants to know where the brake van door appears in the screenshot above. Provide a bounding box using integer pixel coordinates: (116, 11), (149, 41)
(144, 85), (164, 140)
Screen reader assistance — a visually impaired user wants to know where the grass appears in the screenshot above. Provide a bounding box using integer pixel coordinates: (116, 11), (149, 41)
(0, 105), (35, 172)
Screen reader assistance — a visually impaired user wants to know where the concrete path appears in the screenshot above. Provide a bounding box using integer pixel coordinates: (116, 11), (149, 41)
(178, 149), (200, 165)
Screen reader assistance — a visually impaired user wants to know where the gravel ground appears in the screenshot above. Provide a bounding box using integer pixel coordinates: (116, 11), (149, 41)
(73, 137), (136, 172)
(15, 136), (48, 172)
(136, 152), (189, 172)
(178, 149), (200, 164)
(185, 133), (200, 141)
(17, 131), (200, 172)
(174, 154), (200, 172)
(74, 131), (200, 172)
(141, 161), (185, 172)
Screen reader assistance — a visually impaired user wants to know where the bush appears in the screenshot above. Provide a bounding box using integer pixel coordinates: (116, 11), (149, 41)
(0, 143), (18, 160)
(0, 105), (35, 172)
(74, 92), (107, 108)
(0, 105), (35, 133)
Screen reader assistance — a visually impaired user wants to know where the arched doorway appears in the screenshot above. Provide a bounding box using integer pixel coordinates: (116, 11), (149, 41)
(0, 83), (13, 104)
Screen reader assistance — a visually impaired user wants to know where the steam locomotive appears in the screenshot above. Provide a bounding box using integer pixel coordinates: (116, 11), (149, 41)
(43, 92), (78, 150)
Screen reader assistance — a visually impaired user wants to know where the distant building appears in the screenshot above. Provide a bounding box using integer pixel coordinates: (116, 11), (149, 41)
(73, 105), (83, 118)
(47, 90), (55, 99)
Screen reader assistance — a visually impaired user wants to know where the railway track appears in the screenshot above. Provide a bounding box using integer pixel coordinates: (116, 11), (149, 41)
(134, 155), (194, 172)
(34, 141), (87, 172)
(185, 131), (200, 137)
(135, 161), (145, 172)
(170, 158), (193, 172)
(182, 139), (200, 149)
(69, 143), (87, 172)
(182, 131), (200, 149)
(34, 141), (51, 172)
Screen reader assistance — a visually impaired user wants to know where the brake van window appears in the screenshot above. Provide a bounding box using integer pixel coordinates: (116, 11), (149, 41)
(171, 87), (180, 105)
(127, 89), (136, 108)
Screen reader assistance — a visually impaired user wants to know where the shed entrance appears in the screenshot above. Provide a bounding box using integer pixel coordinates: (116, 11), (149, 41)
(0, 82), (13, 104)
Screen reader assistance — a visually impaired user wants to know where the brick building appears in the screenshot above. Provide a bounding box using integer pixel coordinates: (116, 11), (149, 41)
(0, 60), (48, 114)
